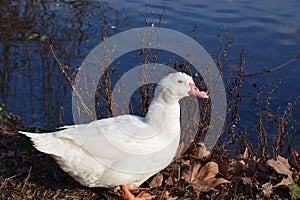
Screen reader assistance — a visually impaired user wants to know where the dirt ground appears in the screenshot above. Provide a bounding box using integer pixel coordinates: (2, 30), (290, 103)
(0, 114), (121, 199)
(0, 113), (299, 200)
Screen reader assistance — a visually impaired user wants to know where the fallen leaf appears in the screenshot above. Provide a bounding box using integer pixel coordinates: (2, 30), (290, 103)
(262, 182), (273, 198)
(199, 162), (219, 181)
(241, 177), (252, 186)
(217, 158), (229, 178)
(149, 173), (163, 188)
(266, 155), (292, 176)
(181, 162), (229, 192)
(274, 174), (293, 188)
(181, 163), (201, 184)
(176, 157), (190, 166)
(195, 142), (210, 158)
(158, 190), (177, 200)
(165, 176), (174, 186)
(176, 179), (186, 191)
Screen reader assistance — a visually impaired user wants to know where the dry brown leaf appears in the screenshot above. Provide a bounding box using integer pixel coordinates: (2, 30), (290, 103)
(266, 155), (292, 176)
(181, 162), (229, 192)
(241, 177), (252, 185)
(157, 190), (177, 200)
(165, 176), (174, 186)
(195, 142), (211, 158)
(200, 162), (219, 181)
(176, 157), (190, 166)
(149, 173), (163, 188)
(262, 182), (273, 198)
(274, 174), (294, 188)
(181, 163), (201, 183)
(204, 176), (229, 192)
(176, 179), (186, 191)
(217, 158), (231, 179)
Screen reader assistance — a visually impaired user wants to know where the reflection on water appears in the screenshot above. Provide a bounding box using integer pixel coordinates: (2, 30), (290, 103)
(0, 0), (127, 127)
(0, 0), (299, 139)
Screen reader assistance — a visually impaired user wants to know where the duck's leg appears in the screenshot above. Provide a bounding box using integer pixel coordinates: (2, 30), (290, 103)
(120, 185), (155, 200)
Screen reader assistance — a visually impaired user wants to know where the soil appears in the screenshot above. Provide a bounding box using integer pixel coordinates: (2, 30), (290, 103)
(0, 114), (119, 200)
(0, 113), (299, 200)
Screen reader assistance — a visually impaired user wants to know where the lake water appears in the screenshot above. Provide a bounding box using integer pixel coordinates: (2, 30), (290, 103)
(1, 0), (299, 149)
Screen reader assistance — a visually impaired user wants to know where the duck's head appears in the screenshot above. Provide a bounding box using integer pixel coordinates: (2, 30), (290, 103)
(154, 72), (208, 104)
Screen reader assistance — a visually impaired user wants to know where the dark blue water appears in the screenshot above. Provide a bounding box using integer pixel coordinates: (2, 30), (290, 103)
(1, 0), (299, 149)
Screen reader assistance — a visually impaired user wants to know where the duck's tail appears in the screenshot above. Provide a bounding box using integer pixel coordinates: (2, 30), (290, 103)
(19, 131), (61, 155)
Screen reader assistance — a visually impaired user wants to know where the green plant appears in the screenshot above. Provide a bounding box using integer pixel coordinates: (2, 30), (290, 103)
(288, 184), (300, 200)
(0, 102), (6, 121)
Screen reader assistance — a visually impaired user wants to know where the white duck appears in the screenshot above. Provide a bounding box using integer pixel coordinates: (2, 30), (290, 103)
(20, 72), (208, 200)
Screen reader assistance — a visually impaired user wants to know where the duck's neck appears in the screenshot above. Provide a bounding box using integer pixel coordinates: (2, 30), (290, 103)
(145, 95), (180, 130)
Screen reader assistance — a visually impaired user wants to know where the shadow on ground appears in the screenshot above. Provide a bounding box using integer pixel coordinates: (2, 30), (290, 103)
(0, 114), (120, 199)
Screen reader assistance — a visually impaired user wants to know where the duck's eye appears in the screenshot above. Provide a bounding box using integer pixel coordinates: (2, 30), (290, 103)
(177, 80), (183, 83)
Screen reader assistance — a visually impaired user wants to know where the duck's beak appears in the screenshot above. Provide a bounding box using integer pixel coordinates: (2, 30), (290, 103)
(188, 83), (209, 98)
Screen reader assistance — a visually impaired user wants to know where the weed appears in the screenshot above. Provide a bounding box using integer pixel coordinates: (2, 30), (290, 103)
(0, 103), (6, 121)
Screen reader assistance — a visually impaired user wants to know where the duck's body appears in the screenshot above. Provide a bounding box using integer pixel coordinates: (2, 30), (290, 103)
(23, 104), (180, 188)
(20, 72), (208, 198)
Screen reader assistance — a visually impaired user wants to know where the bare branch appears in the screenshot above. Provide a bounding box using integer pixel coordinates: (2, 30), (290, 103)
(49, 42), (94, 120)
(242, 55), (299, 77)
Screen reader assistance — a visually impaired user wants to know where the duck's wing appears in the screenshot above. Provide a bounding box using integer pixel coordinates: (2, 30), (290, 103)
(20, 115), (148, 162)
